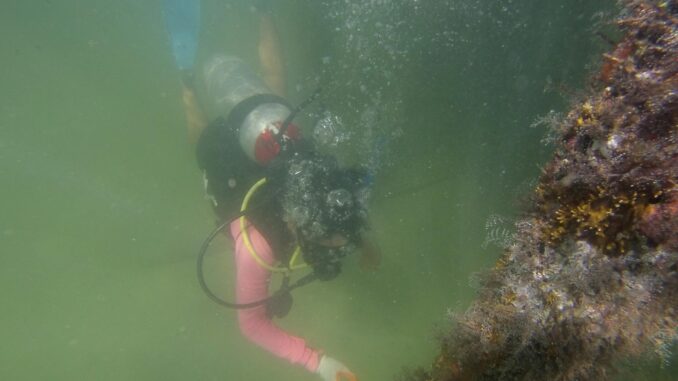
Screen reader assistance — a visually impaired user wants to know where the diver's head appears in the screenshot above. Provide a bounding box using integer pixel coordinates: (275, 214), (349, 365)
(277, 152), (369, 280)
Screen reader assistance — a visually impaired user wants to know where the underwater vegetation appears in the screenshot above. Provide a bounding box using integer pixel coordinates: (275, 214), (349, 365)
(400, 1), (677, 380)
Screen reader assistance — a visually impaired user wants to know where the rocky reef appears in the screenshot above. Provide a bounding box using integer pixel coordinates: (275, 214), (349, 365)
(400, 1), (677, 380)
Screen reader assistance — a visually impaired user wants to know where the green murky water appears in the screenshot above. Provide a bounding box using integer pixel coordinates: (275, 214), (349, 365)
(1, 1), (675, 380)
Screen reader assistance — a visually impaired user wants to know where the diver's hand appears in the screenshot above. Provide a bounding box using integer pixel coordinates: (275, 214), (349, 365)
(316, 355), (355, 381)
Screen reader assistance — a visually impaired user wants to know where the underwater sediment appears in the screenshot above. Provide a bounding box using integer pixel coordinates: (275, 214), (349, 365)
(400, 1), (677, 380)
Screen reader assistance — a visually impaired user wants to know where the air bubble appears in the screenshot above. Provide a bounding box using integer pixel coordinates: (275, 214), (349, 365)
(313, 112), (350, 147)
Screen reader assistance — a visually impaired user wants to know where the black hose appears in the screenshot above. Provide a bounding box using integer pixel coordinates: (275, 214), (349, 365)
(196, 217), (317, 309)
(276, 87), (323, 144)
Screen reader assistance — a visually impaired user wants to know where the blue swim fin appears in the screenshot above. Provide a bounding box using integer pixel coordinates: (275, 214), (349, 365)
(163, 0), (200, 71)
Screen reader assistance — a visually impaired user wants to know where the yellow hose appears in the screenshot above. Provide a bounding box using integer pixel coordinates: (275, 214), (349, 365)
(240, 178), (307, 272)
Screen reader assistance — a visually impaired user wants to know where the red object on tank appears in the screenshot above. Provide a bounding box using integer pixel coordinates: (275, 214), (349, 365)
(254, 122), (301, 165)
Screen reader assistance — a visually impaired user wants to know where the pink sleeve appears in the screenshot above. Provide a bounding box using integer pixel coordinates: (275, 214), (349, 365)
(229, 220), (321, 372)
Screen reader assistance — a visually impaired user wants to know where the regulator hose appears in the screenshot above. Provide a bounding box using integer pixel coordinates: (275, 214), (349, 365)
(196, 218), (317, 312)
(276, 87), (322, 145)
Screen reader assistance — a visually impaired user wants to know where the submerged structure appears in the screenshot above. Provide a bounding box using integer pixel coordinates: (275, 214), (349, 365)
(401, 1), (677, 380)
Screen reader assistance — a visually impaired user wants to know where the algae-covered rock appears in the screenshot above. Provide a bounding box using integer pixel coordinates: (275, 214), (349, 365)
(401, 1), (677, 380)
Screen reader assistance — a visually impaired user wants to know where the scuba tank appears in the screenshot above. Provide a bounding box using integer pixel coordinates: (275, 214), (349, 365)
(204, 55), (298, 165)
(205, 55), (271, 115)
(197, 55), (302, 218)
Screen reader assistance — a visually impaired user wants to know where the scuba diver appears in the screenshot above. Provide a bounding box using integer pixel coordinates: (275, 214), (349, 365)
(166, 1), (380, 380)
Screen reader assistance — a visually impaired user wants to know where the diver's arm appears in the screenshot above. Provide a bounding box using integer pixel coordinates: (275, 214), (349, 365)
(181, 80), (208, 145)
(230, 221), (321, 372)
(257, 13), (287, 97)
